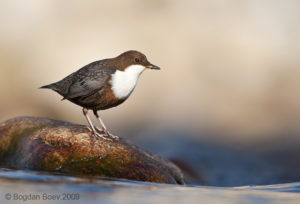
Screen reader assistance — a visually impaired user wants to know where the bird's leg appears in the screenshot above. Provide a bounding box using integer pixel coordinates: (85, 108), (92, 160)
(93, 110), (119, 140)
(82, 108), (111, 141)
(95, 126), (105, 134)
(82, 108), (96, 134)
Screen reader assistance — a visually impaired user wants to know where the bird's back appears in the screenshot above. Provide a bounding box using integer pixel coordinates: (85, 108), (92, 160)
(41, 59), (115, 99)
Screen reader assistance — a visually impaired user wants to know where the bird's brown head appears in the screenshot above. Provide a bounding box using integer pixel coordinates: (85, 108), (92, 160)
(110, 50), (160, 71)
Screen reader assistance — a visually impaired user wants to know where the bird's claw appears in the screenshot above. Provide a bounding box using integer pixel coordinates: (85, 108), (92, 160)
(106, 132), (119, 140)
(87, 126), (118, 141)
(93, 132), (112, 141)
(86, 126), (112, 141)
(95, 126), (119, 140)
(95, 127), (105, 134)
(96, 127), (119, 140)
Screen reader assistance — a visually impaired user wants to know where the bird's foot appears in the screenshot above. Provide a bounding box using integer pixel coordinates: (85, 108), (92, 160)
(88, 126), (119, 140)
(105, 131), (119, 140)
(93, 132), (112, 141)
(86, 126), (112, 141)
(95, 127), (119, 140)
(95, 127), (105, 134)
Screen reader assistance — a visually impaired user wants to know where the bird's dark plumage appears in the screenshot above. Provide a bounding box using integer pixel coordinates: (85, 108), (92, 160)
(41, 62), (118, 109)
(40, 50), (160, 138)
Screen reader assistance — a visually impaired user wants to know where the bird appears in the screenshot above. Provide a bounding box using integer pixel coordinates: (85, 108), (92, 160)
(40, 50), (160, 140)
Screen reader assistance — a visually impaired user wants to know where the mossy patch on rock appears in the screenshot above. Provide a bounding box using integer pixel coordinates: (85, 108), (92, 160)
(0, 116), (185, 184)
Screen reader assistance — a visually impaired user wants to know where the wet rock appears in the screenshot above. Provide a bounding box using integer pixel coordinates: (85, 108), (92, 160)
(0, 116), (185, 184)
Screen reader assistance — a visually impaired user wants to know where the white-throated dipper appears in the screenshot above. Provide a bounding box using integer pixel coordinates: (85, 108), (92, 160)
(41, 50), (160, 140)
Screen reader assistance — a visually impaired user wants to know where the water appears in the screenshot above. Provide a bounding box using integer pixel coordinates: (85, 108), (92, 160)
(0, 168), (299, 204)
(131, 132), (300, 186)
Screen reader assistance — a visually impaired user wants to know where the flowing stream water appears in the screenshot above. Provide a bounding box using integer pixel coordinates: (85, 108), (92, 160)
(0, 168), (299, 204)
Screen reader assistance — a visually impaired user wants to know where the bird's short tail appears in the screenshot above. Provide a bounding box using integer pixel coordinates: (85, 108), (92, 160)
(40, 84), (53, 89)
(40, 82), (65, 100)
(39, 83), (59, 91)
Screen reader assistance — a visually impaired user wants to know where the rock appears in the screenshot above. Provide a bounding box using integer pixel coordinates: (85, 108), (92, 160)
(0, 116), (185, 184)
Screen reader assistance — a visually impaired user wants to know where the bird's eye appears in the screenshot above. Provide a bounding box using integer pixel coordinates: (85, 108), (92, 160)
(135, 58), (140, 63)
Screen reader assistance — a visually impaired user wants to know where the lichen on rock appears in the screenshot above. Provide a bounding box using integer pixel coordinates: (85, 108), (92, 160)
(0, 116), (185, 184)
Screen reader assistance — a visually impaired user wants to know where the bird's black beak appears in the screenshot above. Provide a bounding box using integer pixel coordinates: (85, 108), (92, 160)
(146, 63), (160, 70)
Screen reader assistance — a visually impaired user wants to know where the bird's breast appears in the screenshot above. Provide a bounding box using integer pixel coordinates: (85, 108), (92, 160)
(109, 66), (145, 99)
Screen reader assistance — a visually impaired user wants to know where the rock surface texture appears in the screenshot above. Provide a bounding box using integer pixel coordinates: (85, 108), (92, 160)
(0, 116), (184, 184)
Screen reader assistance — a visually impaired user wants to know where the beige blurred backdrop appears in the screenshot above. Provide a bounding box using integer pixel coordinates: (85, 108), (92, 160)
(1, 0), (300, 143)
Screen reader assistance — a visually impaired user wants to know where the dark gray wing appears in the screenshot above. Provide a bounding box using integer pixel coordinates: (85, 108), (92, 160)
(64, 62), (115, 99)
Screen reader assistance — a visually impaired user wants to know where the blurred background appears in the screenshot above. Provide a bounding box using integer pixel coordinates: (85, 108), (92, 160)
(0, 0), (300, 186)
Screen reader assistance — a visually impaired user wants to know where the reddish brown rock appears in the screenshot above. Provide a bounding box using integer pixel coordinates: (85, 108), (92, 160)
(0, 116), (185, 184)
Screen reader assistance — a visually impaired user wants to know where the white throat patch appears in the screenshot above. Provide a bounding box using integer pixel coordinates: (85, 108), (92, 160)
(110, 65), (145, 99)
